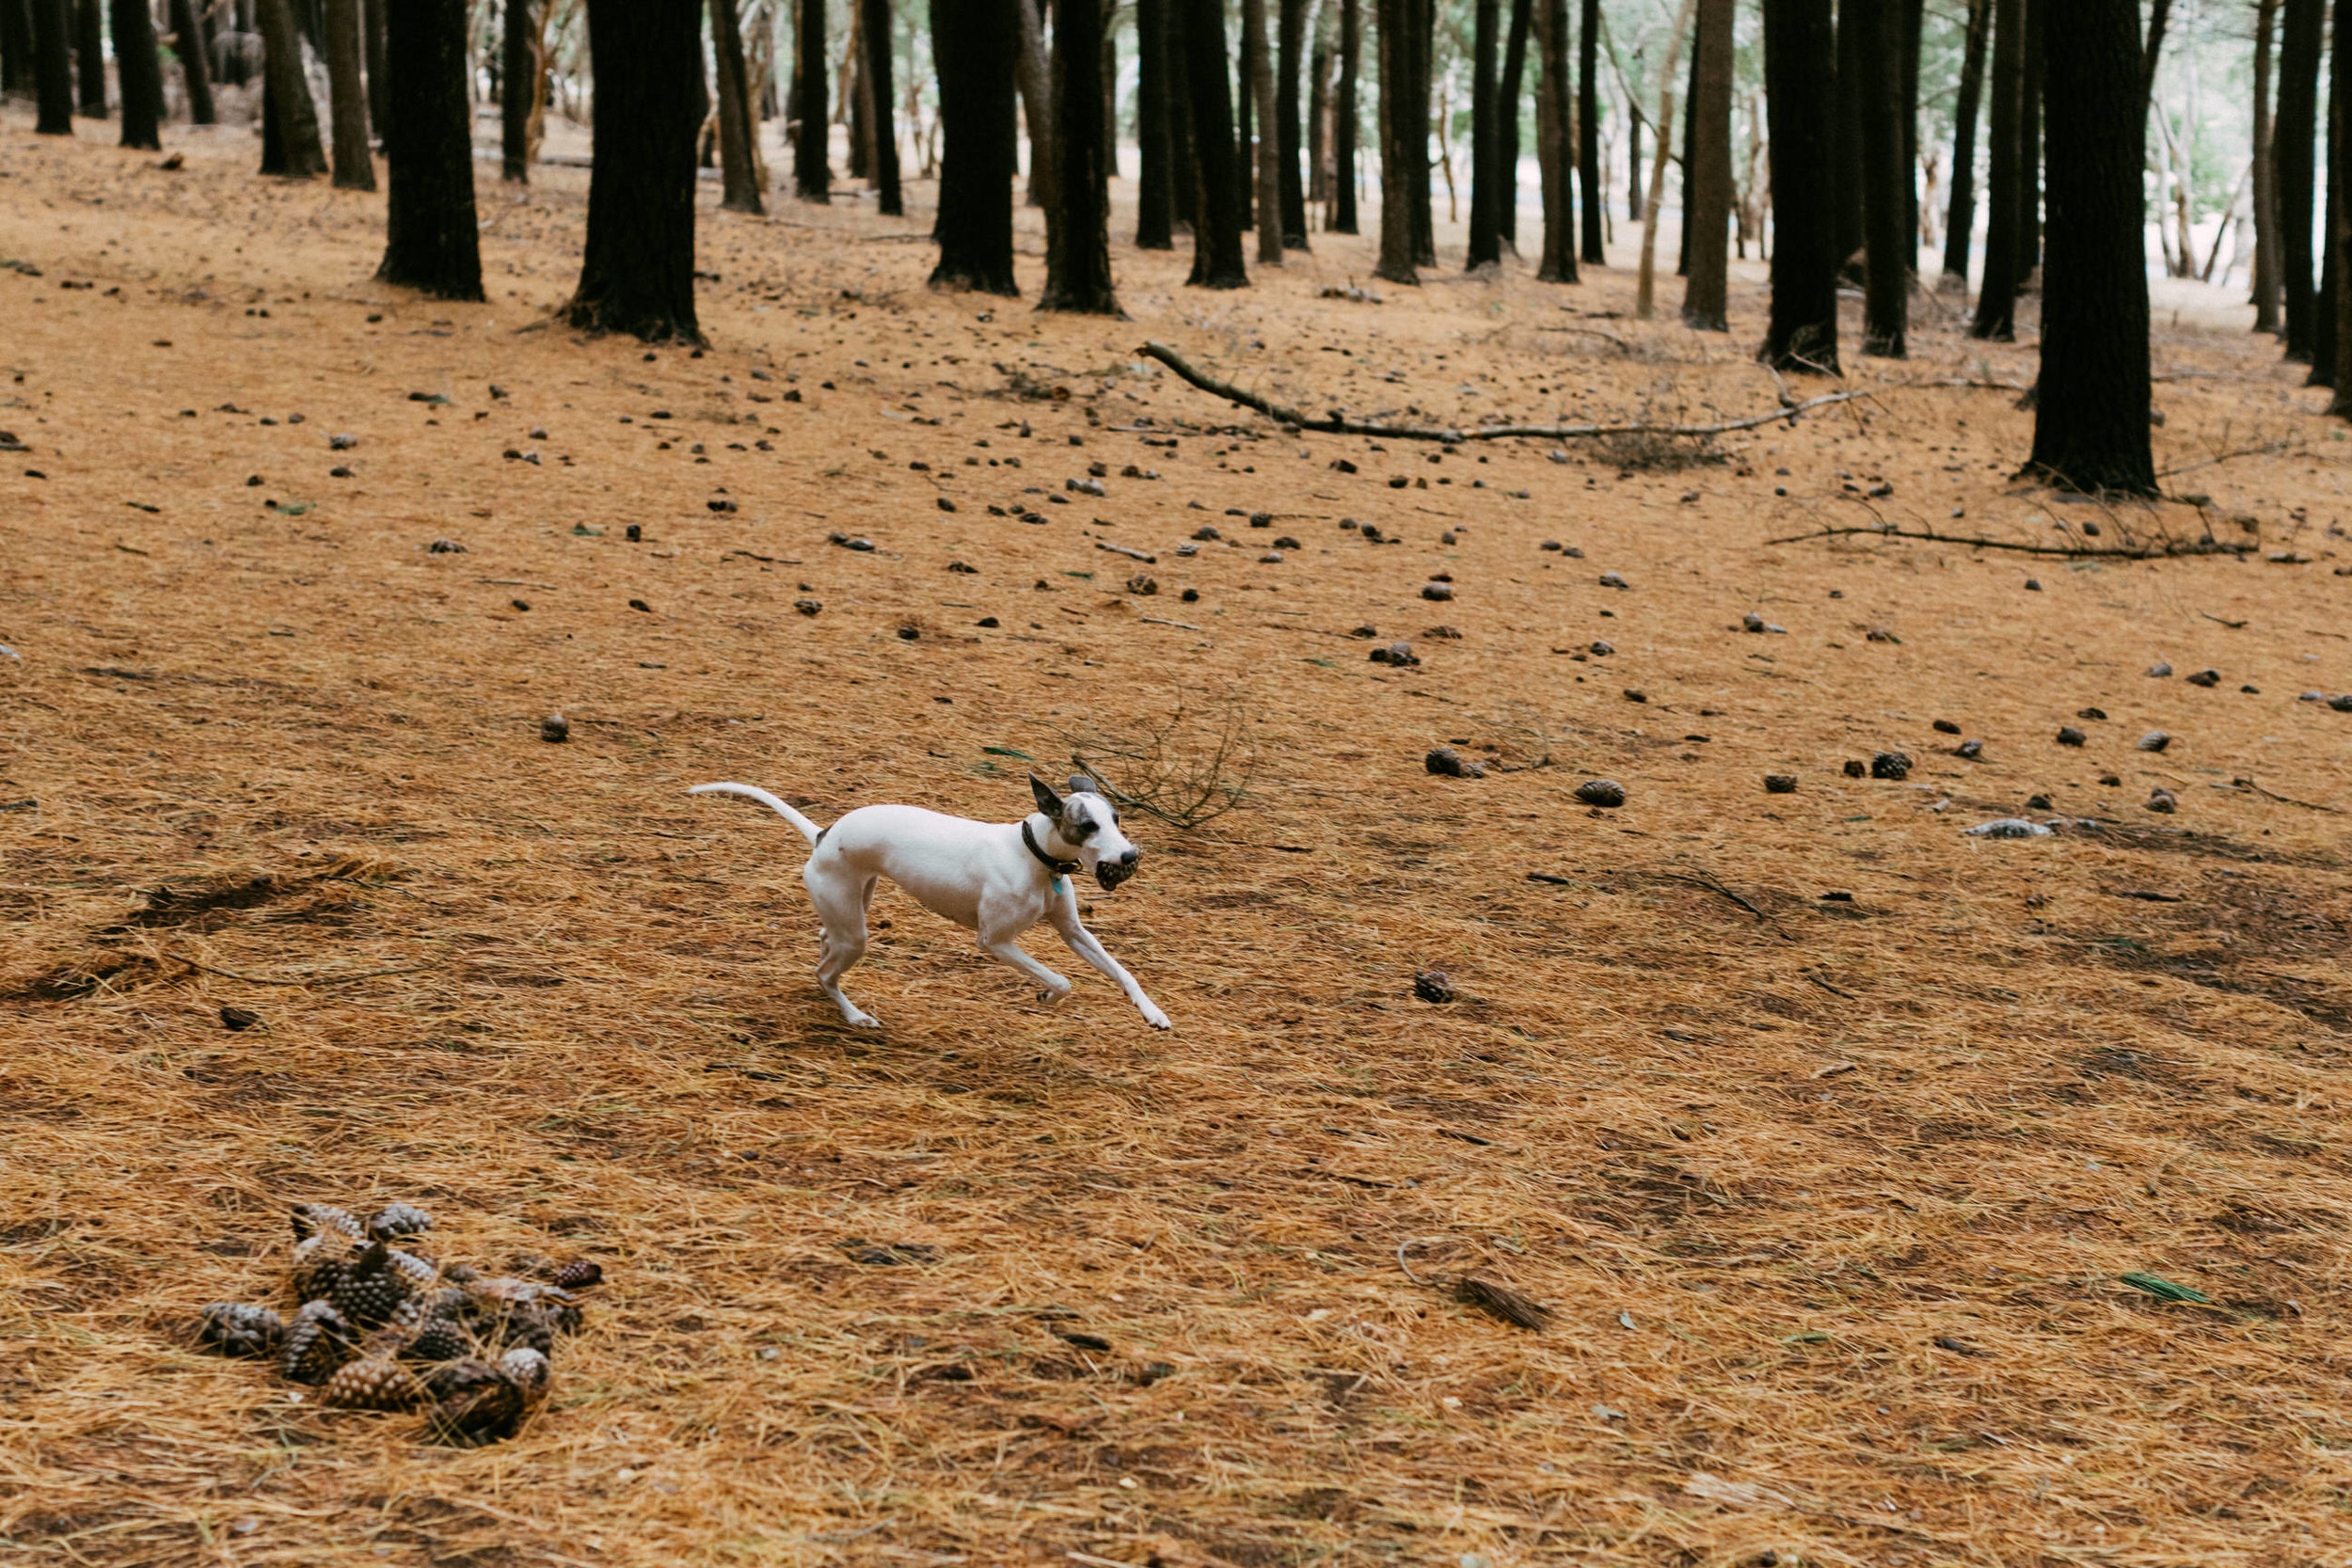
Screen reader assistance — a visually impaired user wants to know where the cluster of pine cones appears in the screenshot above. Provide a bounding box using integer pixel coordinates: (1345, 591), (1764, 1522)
(192, 1200), (600, 1446)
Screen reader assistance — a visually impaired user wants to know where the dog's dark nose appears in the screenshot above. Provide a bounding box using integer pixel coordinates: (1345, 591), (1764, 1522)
(1119, 848), (1139, 866)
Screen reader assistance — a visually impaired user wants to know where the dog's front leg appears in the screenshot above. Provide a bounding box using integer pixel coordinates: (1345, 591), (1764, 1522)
(1049, 904), (1171, 1030)
(977, 909), (1072, 1005)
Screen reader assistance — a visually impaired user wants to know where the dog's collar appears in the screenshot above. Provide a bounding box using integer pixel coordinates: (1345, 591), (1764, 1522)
(1022, 818), (1080, 878)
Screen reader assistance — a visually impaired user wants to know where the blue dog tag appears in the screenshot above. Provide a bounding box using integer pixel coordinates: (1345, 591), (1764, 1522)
(1052, 875), (1069, 895)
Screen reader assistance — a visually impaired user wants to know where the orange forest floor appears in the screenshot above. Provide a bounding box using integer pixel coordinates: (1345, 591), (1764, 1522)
(4, 113), (2352, 1568)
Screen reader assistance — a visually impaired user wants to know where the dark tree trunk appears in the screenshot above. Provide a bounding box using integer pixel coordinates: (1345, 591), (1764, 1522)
(2253, 0), (2281, 332)
(0, 0), (32, 98)
(713, 0), (764, 211)
(2315, 91), (2340, 387)
(377, 0), (479, 298)
(1941, 0), (1988, 281)
(794, 0), (829, 198)
(1041, 0), (1120, 311)
(72, 0), (100, 113)
(1178, 0), (1247, 284)
(361, 0), (386, 136)
(1856, 0), (1906, 354)
(848, 8), (869, 180)
(1899, 0), (1920, 253)
(1015, 0), (1052, 207)
(323, 0), (372, 187)
(1246, 0), (1281, 261)
(168, 0), (216, 123)
(111, 0), (163, 148)
(1832, 0), (1861, 267)
(930, 0), (1020, 293)
(1168, 12), (1197, 230)
(2331, 0), (2352, 408)
(1467, 0), (1501, 267)
(1235, 0), (1256, 226)
(502, 0), (537, 182)
(1277, 0), (1309, 245)
(1410, 0), (1435, 262)
(1680, 0), (1730, 328)
(1374, 0), (1418, 281)
(1761, 0), (1837, 372)
(256, 0), (327, 176)
(32, 0), (70, 132)
(1333, 0), (1359, 231)
(1677, 27), (1696, 276)
(2018, 0), (2041, 276)
(862, 0), (900, 214)
(1969, 0), (2023, 339)
(2280, 0), (2322, 358)
(1136, 0), (1175, 245)
(2023, 0), (2152, 494)
(1534, 0), (1576, 280)
(566, 0), (703, 339)
(1578, 0), (1601, 259)
(1309, 32), (1328, 202)
(1628, 86), (1642, 218)
(1498, 0), (1530, 247)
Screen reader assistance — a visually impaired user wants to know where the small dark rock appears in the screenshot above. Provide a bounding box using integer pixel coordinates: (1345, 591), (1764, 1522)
(2185, 668), (2220, 688)
(1932, 719), (1961, 735)
(2077, 707), (2106, 721)
(2026, 793), (2054, 811)
(1589, 640), (1613, 657)
(2056, 727), (2087, 747)
(1764, 774), (1798, 794)
(1575, 778), (1627, 808)
(2025, 578), (2042, 592)
(897, 624), (921, 641)
(1957, 739), (1984, 759)
(1414, 970), (1456, 1004)
(1193, 525), (1221, 541)
(1865, 626), (1900, 643)
(1843, 760), (1867, 778)
(219, 1006), (261, 1031)
(1623, 689), (1646, 704)
(1126, 575), (1158, 595)
(1424, 746), (1479, 777)
(2137, 730), (2171, 752)
(1421, 582), (1454, 601)
(628, 598), (652, 612)
(540, 714), (569, 743)
(1870, 751), (1912, 780)
(1348, 625), (1379, 639)
(2147, 661), (2172, 677)
(426, 537), (465, 554)
(1598, 571), (1629, 589)
(794, 598), (821, 615)
(626, 523), (642, 542)
(977, 616), (999, 627)
(2331, 694), (2352, 712)
(936, 497), (956, 512)
(2147, 787), (2178, 815)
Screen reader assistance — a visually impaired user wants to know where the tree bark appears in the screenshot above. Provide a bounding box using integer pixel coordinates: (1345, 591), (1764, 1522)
(1176, 0), (1247, 284)
(710, 0), (764, 211)
(1941, 0), (1988, 282)
(362, 0), (387, 136)
(501, 0), (537, 182)
(1245, 0), (1282, 261)
(1009, 0), (1051, 208)
(1633, 0), (1694, 321)
(861, 0), (900, 214)
(1276, 0), (1310, 245)
(1680, 0), (1729, 328)
(2017, 0), (2041, 277)
(1832, 0), (1861, 267)
(1677, 25), (1696, 276)
(930, 0), (1020, 293)
(794, 0), (829, 199)
(1577, 0), (1601, 260)
(1969, 0), (2023, 339)
(321, 0), (372, 186)
(72, 0), (99, 113)
(0, 0), (32, 99)
(566, 0), (703, 339)
(2253, 0), (2281, 332)
(1136, 0), (1175, 245)
(1760, 0), (1837, 372)
(255, 0), (327, 176)
(2316, 14), (2344, 388)
(2023, 0), (2152, 494)
(1234, 0), (1256, 226)
(1041, 0), (1120, 310)
(1333, 0), (1359, 230)
(2279, 0), (2322, 358)
(2140, 0), (2170, 105)
(1497, 0), (1530, 248)
(167, 0), (215, 123)
(1467, 0), (1501, 267)
(1856, 0), (1907, 355)
(377, 0), (479, 298)
(31, 0), (71, 134)
(2331, 0), (2352, 408)
(111, 0), (163, 148)
(1374, 0), (1418, 281)
(1534, 0), (1576, 280)
(1899, 0), (1920, 252)
(1310, 27), (1328, 204)
(1410, 0), (1435, 262)
(1168, 8), (1197, 230)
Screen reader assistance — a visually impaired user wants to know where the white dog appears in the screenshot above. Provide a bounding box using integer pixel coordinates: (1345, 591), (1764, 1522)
(689, 773), (1171, 1032)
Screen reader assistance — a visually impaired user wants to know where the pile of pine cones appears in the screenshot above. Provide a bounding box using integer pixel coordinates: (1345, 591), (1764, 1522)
(192, 1200), (600, 1446)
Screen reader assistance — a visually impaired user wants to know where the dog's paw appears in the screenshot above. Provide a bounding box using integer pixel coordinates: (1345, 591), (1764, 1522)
(1142, 1007), (1172, 1031)
(846, 1010), (883, 1030)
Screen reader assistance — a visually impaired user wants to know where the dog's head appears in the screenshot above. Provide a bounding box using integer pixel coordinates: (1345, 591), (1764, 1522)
(1031, 773), (1141, 891)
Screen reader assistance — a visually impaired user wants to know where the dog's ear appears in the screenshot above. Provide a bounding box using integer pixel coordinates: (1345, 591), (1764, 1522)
(1067, 772), (1101, 798)
(1028, 772), (1066, 819)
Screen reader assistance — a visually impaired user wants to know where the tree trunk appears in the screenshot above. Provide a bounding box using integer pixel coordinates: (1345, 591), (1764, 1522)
(256, 0), (327, 175)
(377, 0), (480, 298)
(1677, 27), (1696, 276)
(1969, 0), (2022, 339)
(846, 0), (869, 179)
(930, 0), (1021, 293)
(2315, 48), (2342, 388)
(793, 0), (829, 198)
(2253, 0), (2281, 332)
(321, 0), (372, 186)
(1136, 0), (1175, 245)
(862, 0), (900, 214)
(111, 0), (163, 148)
(1578, 0), (1601, 260)
(1014, 0), (1052, 208)
(1899, 0), (1920, 252)
(1534, 0), (1576, 280)
(32, 0), (70, 132)
(1310, 29), (1328, 204)
(1760, 0), (1836, 371)
(1373, 0), (1417, 281)
(72, 0), (99, 113)
(1856, 0), (1906, 354)
(362, 0), (387, 136)
(2017, 0), (2041, 277)
(2023, 0), (2151, 494)
(1176, 0), (1247, 284)
(566, 0), (703, 339)
(1277, 0), (1309, 245)
(168, 0), (215, 123)
(1832, 0), (1861, 267)
(501, 0), (536, 182)
(1633, 0), (1693, 321)
(1498, 0), (1529, 248)
(2280, 0), (2322, 358)
(1467, 0), (1501, 267)
(1941, 0), (1988, 281)
(2331, 0), (2352, 408)
(1333, 0), (1359, 230)
(710, 0), (764, 211)
(1410, 0), (1435, 262)
(1680, 0), (1729, 328)
(1245, 0), (1281, 261)
(1041, 0), (1119, 310)
(1168, 9), (1197, 230)
(1234, 0), (1256, 226)
(0, 0), (32, 98)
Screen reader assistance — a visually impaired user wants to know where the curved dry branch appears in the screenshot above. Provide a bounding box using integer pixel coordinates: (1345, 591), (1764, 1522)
(1763, 522), (2253, 560)
(1138, 341), (1866, 444)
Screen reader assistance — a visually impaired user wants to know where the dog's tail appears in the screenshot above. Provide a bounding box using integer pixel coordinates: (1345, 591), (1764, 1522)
(688, 782), (825, 846)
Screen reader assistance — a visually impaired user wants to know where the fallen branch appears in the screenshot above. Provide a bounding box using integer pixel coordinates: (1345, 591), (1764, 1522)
(2233, 776), (2344, 813)
(2155, 440), (2308, 479)
(1094, 541), (1156, 562)
(1764, 522), (2252, 560)
(1139, 341), (1865, 444)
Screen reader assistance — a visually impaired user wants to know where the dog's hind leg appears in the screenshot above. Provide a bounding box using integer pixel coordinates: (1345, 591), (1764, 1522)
(805, 868), (882, 1029)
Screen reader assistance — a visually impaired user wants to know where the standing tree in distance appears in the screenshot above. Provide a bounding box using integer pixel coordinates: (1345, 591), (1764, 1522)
(2252, 0), (2282, 333)
(1680, 0), (1731, 328)
(1496, 0), (1531, 249)
(1968, 0), (2024, 340)
(1373, 0), (1418, 282)
(1759, 0), (1838, 372)
(31, 0), (71, 135)
(502, 0), (538, 182)
(110, 0), (165, 150)
(1135, 0), (1176, 247)
(1854, 0), (1907, 356)
(1632, 0), (1694, 321)
(72, 0), (99, 114)
(1276, 0), (1310, 247)
(0, 1), (32, 100)
(1466, 0), (1501, 269)
(255, 0), (328, 177)
(1040, 0), (1120, 313)
(1941, 0), (1989, 287)
(1244, 0), (1280, 263)
(711, 0), (765, 213)
(1331, 0), (1360, 233)
(793, 0), (829, 199)
(2022, 0), (2152, 493)
(167, 0), (216, 124)
(1533, 0), (1577, 281)
(860, 0), (900, 214)
(1577, 0), (1603, 261)
(566, 0), (704, 341)
(323, 0), (375, 189)
(377, 0), (480, 299)
(1177, 0), (1247, 285)
(929, 0), (1020, 293)
(2279, 0), (2323, 358)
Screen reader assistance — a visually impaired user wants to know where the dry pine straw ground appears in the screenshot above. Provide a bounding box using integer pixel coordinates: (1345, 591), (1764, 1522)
(2, 111), (2351, 1568)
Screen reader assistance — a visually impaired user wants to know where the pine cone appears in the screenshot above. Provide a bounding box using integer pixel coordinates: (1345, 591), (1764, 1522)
(289, 1202), (363, 1243)
(196, 1302), (284, 1358)
(330, 1242), (412, 1329)
(390, 1286), (467, 1331)
(552, 1260), (603, 1291)
(288, 1230), (353, 1305)
(322, 1354), (426, 1411)
(385, 1248), (438, 1287)
(400, 1319), (477, 1364)
(365, 1202), (434, 1242)
(420, 1350), (547, 1447)
(279, 1301), (361, 1385)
